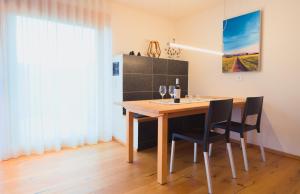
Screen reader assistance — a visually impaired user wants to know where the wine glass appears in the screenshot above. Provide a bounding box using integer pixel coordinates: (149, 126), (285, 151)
(169, 85), (175, 98)
(159, 85), (167, 99)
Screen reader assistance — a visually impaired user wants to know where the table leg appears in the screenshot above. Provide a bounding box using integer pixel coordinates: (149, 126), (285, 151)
(126, 111), (134, 163)
(157, 114), (168, 184)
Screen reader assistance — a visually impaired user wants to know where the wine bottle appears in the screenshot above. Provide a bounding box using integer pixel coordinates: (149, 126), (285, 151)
(174, 78), (181, 103)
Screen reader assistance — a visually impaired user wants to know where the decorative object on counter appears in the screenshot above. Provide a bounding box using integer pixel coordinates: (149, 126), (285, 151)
(137, 52), (141, 56)
(174, 78), (181, 103)
(147, 40), (161, 58)
(165, 38), (182, 58)
(159, 85), (167, 99)
(129, 51), (135, 55)
(168, 85), (175, 99)
(150, 97), (212, 105)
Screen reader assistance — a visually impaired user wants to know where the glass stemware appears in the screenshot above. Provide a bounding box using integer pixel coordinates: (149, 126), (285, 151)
(159, 85), (167, 99)
(168, 85), (175, 99)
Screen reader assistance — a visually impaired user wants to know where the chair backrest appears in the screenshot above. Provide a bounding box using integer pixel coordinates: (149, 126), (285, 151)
(203, 99), (233, 151)
(206, 99), (233, 125)
(242, 96), (264, 129)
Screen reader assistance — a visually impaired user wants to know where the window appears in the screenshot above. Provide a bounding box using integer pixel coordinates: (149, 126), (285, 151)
(0, 0), (112, 160)
(7, 15), (100, 149)
(16, 16), (97, 68)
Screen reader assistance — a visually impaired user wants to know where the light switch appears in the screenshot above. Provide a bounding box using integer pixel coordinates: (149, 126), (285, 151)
(237, 75), (242, 81)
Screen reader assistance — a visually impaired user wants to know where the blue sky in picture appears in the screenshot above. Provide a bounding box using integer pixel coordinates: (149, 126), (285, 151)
(223, 10), (261, 53)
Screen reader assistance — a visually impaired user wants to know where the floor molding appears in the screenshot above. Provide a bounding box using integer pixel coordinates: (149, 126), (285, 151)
(112, 136), (125, 146)
(230, 139), (300, 161)
(112, 136), (300, 160)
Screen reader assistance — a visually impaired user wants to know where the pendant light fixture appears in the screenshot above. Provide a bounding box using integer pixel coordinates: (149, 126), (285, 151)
(168, 42), (223, 56)
(168, 0), (226, 56)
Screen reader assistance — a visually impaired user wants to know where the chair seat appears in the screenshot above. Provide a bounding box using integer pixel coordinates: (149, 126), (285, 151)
(214, 121), (257, 133)
(172, 128), (225, 144)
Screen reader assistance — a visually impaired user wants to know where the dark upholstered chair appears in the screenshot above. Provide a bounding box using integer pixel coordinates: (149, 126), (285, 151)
(213, 96), (266, 171)
(169, 99), (236, 194)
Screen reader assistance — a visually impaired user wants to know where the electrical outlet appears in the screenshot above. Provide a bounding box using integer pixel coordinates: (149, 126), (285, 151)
(237, 75), (242, 81)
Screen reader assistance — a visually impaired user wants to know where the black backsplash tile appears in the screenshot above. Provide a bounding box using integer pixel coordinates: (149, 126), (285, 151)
(123, 74), (152, 92)
(153, 58), (168, 75)
(167, 75), (188, 91)
(123, 92), (153, 101)
(181, 90), (188, 98)
(153, 75), (167, 93)
(168, 59), (188, 75)
(122, 56), (188, 101)
(153, 91), (164, 99)
(123, 55), (153, 74)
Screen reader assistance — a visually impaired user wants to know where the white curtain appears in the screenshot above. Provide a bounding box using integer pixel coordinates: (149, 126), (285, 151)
(0, 0), (112, 160)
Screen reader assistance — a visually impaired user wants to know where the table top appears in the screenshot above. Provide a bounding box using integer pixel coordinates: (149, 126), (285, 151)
(122, 96), (245, 117)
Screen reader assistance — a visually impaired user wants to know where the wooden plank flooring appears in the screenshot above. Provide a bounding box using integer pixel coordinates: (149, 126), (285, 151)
(0, 141), (299, 194)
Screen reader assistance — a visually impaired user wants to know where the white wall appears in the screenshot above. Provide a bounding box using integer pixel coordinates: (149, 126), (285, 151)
(110, 0), (300, 156)
(111, 2), (175, 58)
(110, 2), (175, 143)
(175, 0), (300, 156)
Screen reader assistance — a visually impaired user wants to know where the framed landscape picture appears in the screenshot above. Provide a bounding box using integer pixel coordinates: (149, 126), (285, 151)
(222, 10), (261, 72)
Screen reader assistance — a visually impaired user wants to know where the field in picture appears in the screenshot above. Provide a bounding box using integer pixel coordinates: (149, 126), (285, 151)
(222, 53), (259, 72)
(223, 10), (261, 73)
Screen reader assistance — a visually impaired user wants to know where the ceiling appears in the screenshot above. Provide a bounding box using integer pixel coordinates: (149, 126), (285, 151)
(112, 0), (220, 20)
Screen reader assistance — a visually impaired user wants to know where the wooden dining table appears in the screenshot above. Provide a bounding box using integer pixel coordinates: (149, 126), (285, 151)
(122, 97), (245, 185)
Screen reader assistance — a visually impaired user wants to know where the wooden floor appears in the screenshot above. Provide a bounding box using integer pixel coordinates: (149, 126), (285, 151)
(0, 141), (299, 194)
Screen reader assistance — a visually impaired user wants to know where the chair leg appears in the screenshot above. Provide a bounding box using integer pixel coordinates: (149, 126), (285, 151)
(208, 143), (213, 157)
(257, 132), (266, 162)
(226, 143), (237, 178)
(241, 138), (249, 171)
(193, 143), (197, 163)
(203, 152), (213, 194)
(170, 140), (175, 173)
